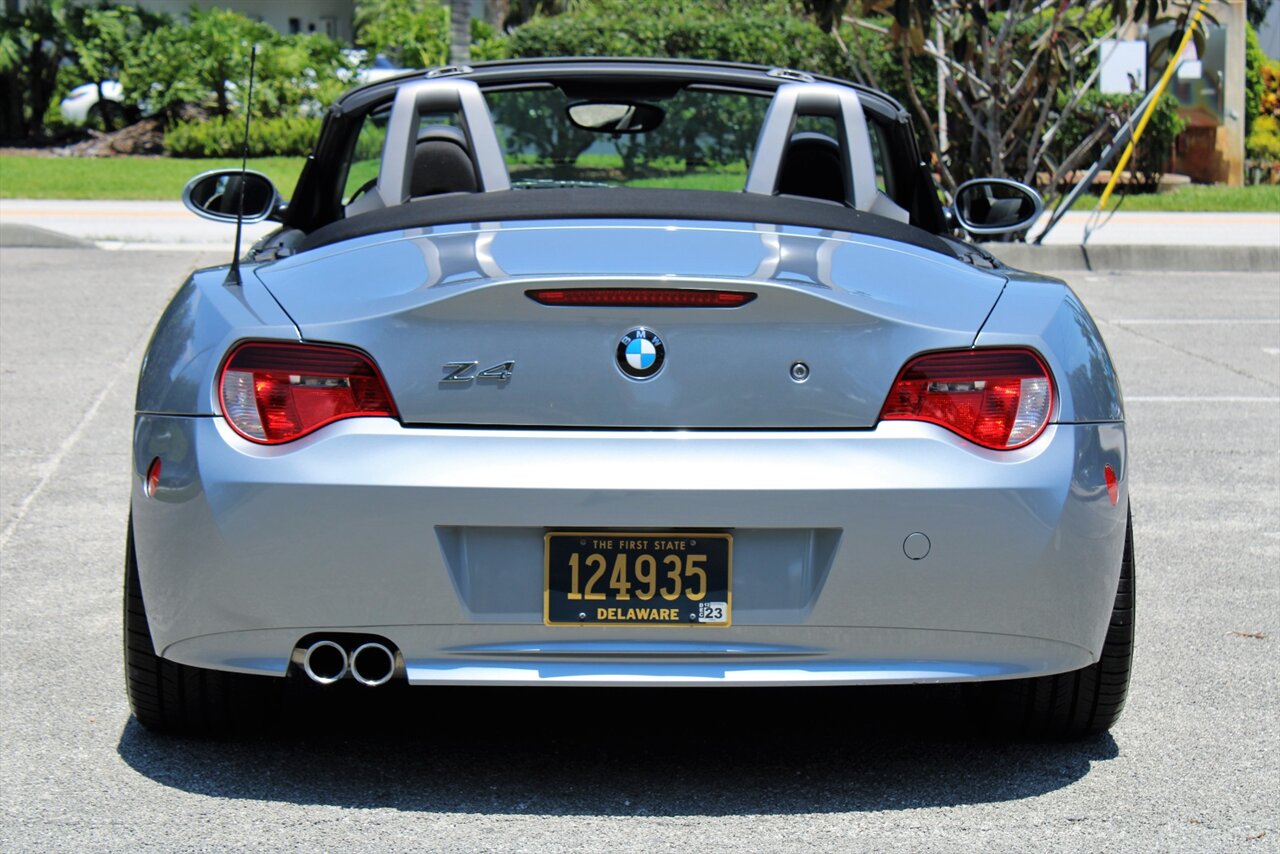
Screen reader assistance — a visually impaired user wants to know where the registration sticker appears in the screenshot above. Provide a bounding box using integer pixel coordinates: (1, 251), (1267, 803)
(697, 601), (728, 624)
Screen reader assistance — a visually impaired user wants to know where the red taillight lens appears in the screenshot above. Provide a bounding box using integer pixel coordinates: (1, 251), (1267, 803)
(526, 288), (756, 308)
(879, 349), (1053, 450)
(218, 342), (397, 444)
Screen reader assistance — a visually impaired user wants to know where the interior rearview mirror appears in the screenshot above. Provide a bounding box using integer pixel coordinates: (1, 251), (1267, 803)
(952, 178), (1043, 236)
(182, 169), (283, 224)
(566, 101), (665, 134)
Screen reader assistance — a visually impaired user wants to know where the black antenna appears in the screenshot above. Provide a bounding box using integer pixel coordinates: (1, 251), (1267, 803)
(225, 44), (257, 287)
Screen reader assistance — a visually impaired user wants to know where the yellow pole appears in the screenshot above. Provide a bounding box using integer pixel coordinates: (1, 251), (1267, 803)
(1096, 0), (1209, 210)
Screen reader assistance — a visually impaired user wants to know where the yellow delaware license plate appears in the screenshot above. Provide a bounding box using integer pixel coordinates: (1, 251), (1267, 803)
(544, 531), (732, 627)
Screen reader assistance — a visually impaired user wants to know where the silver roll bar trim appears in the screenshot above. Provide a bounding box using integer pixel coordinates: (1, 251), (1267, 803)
(744, 82), (878, 214)
(376, 78), (511, 210)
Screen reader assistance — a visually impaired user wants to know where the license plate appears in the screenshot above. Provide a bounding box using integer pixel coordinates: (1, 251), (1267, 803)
(544, 531), (732, 627)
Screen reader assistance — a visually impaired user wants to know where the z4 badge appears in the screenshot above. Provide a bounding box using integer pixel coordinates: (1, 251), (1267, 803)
(440, 360), (515, 384)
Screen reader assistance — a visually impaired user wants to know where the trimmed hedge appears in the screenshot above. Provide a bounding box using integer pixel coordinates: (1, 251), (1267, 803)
(1054, 90), (1186, 184)
(165, 115), (322, 158)
(354, 0), (448, 68)
(1247, 44), (1280, 162)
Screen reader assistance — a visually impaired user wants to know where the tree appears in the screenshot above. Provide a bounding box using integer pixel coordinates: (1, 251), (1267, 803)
(121, 8), (273, 119)
(183, 8), (272, 117)
(501, 0), (851, 170)
(449, 0), (470, 63)
(500, 0), (571, 31)
(353, 0), (449, 68)
(1247, 0), (1271, 27)
(839, 0), (1193, 206)
(0, 0), (69, 139)
(121, 8), (347, 122)
(64, 4), (159, 130)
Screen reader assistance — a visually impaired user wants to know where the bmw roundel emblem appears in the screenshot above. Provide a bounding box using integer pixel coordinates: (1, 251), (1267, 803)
(616, 327), (665, 380)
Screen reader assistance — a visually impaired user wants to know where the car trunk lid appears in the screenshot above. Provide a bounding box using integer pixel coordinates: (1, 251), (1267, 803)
(256, 221), (1005, 429)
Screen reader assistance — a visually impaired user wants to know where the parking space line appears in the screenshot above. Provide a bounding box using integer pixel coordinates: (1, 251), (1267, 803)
(1127, 396), (1280, 402)
(1104, 319), (1280, 325)
(0, 335), (147, 551)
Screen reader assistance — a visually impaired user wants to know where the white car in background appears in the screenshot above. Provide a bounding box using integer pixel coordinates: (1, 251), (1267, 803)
(340, 50), (409, 85)
(59, 54), (406, 126)
(59, 80), (128, 125)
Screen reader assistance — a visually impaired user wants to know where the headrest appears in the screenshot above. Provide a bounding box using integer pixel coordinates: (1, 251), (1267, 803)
(777, 131), (847, 204)
(410, 124), (479, 197)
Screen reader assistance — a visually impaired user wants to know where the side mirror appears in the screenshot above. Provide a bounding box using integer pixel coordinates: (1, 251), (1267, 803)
(182, 169), (283, 224)
(952, 178), (1043, 236)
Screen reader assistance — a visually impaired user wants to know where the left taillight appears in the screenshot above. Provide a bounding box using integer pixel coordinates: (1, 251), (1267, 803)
(218, 342), (398, 444)
(879, 349), (1053, 450)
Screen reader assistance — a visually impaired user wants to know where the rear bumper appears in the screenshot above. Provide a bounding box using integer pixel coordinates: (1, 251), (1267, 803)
(167, 625), (1094, 687)
(131, 416), (1128, 686)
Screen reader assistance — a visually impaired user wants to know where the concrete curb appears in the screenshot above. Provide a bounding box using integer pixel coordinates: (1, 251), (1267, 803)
(981, 242), (1280, 272)
(0, 222), (93, 249)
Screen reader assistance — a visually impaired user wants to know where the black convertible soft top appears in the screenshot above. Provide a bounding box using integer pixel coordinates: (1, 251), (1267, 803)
(295, 188), (959, 258)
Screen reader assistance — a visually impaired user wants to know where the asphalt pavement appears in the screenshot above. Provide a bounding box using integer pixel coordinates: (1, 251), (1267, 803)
(0, 244), (1276, 851)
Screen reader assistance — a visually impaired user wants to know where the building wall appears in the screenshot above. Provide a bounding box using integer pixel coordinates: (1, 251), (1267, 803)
(8, 0), (502, 44)
(1259, 0), (1280, 59)
(133, 0), (356, 43)
(8, 0), (357, 42)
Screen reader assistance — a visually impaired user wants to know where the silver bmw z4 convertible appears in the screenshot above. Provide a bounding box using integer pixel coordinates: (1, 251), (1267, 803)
(126, 58), (1133, 738)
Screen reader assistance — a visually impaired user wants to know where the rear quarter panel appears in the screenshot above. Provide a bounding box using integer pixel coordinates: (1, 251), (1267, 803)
(976, 271), (1125, 425)
(135, 266), (298, 416)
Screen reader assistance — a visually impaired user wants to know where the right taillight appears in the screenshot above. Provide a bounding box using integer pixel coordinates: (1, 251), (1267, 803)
(218, 341), (398, 444)
(879, 349), (1053, 450)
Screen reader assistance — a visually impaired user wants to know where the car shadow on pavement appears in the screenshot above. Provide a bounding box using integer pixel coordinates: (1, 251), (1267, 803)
(116, 684), (1119, 816)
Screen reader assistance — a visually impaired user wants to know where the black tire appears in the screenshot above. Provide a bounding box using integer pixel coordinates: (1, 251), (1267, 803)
(87, 99), (126, 132)
(124, 521), (279, 734)
(983, 506), (1135, 739)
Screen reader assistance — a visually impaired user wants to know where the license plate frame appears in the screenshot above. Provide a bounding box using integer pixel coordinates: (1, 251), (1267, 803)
(543, 531), (732, 627)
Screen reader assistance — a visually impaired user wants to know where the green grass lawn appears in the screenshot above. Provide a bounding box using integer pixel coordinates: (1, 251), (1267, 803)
(1063, 184), (1280, 212)
(4, 154), (1279, 211)
(629, 172), (748, 191)
(0, 155), (307, 200)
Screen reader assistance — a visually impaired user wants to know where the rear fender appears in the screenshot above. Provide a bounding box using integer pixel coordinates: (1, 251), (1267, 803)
(975, 276), (1123, 424)
(135, 267), (299, 416)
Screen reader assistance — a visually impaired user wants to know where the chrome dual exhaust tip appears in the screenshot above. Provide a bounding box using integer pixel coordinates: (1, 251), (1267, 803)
(302, 640), (348, 685)
(300, 639), (396, 686)
(349, 642), (395, 687)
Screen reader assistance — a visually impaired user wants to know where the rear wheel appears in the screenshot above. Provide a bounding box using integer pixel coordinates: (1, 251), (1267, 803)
(87, 99), (127, 131)
(124, 522), (278, 734)
(984, 507), (1135, 739)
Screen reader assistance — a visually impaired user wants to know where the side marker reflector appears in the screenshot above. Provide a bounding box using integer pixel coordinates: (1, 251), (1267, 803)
(145, 457), (161, 498)
(1104, 464), (1118, 505)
